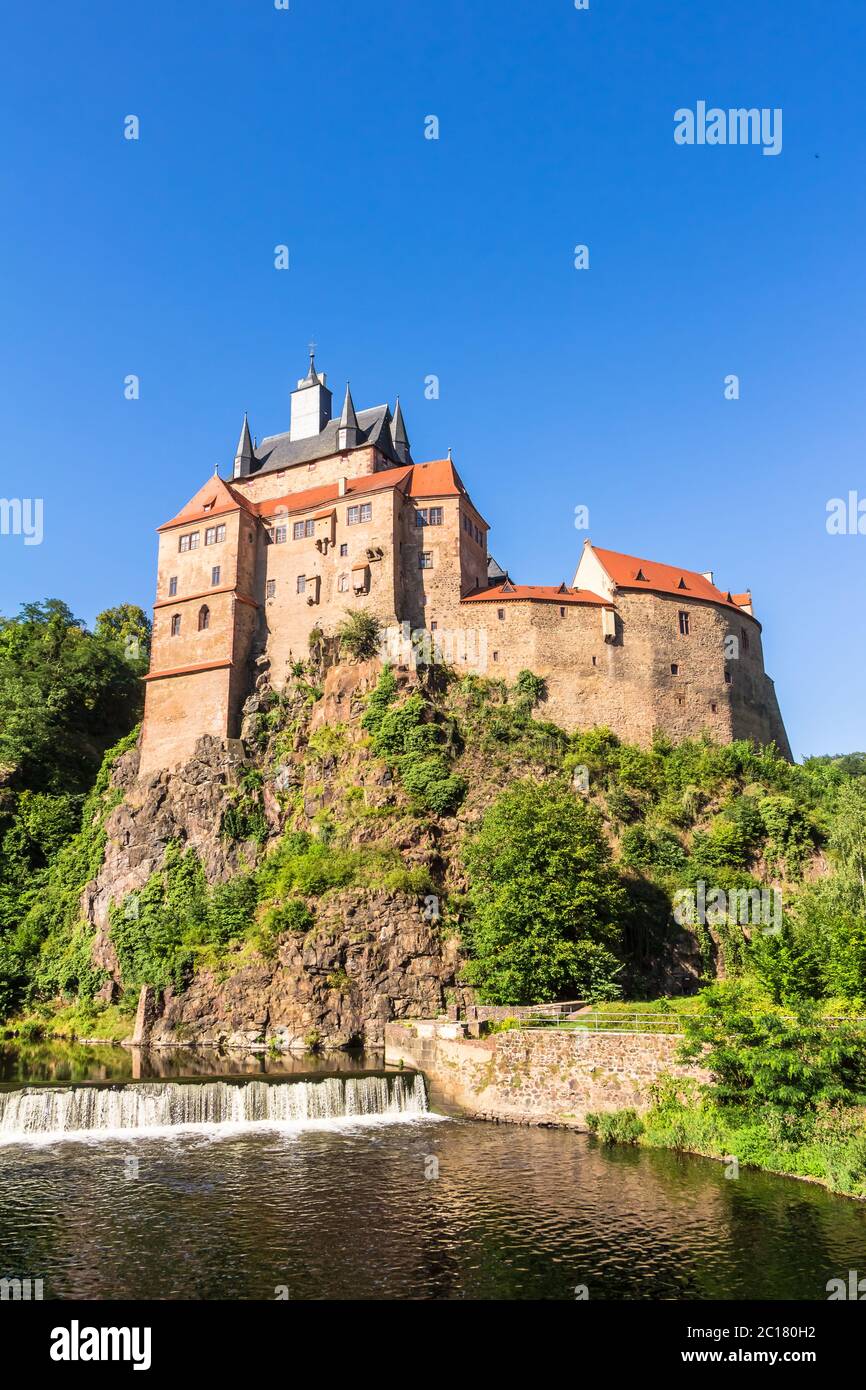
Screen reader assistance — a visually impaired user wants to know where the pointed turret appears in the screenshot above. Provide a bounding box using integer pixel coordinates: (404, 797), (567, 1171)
(233, 412), (254, 479)
(392, 397), (411, 463)
(336, 381), (361, 451)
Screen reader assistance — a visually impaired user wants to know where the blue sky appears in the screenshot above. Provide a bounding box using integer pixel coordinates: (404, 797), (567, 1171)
(1, 0), (864, 760)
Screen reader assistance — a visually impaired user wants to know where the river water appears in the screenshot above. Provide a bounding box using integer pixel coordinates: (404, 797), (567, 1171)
(1, 1047), (864, 1300)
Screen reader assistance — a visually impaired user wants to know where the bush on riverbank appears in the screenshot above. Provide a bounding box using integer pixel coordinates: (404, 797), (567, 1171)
(587, 982), (866, 1197)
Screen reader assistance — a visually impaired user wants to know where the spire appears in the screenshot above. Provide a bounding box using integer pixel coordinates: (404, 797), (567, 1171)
(233, 412), (254, 479)
(336, 381), (361, 450)
(303, 347), (319, 386)
(392, 396), (411, 463)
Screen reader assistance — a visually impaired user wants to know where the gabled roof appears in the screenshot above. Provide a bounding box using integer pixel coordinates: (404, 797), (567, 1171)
(157, 477), (256, 531)
(407, 457), (469, 501)
(462, 582), (607, 607)
(590, 546), (746, 612)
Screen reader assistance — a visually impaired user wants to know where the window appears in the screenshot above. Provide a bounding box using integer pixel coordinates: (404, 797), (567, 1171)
(274, 526), (287, 544)
(204, 524), (225, 546)
(559, 606), (566, 617)
(296, 575), (306, 594)
(266, 579), (276, 599)
(492, 650), (499, 662)
(415, 506), (444, 527)
(338, 574), (349, 593)
(179, 532), (199, 552)
(678, 611), (690, 636)
(497, 608), (505, 620)
(198, 606), (210, 631)
(430, 506), (443, 526)
(670, 663), (679, 675)
(430, 621), (438, 631)
(347, 502), (372, 525)
(168, 576), (177, 597)
(676, 695), (685, 707)
(724, 670), (732, 685)
(293, 519), (314, 540)
(170, 614), (181, 636)
(710, 702), (717, 713)
(592, 655), (597, 667)
(415, 509), (426, 527)
(419, 552), (433, 569)
(211, 566), (220, 586)
(741, 626), (750, 652)
(340, 543), (348, 556)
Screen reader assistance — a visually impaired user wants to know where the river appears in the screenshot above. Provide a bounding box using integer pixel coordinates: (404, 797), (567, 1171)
(1, 1046), (864, 1300)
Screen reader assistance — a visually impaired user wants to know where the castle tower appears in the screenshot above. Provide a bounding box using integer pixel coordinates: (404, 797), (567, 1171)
(289, 350), (332, 441)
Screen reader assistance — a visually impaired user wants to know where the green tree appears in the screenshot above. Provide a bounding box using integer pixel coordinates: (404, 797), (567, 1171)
(461, 780), (627, 1003)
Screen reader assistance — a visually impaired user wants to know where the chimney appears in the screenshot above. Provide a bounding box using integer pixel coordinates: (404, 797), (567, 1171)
(701, 571), (714, 585)
(290, 349), (332, 441)
(338, 477), (347, 497)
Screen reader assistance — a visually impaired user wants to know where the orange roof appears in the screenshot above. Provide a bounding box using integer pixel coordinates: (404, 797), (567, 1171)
(254, 465), (413, 520)
(158, 477), (257, 532)
(408, 458), (467, 500)
(463, 582), (607, 607)
(731, 592), (752, 608)
(592, 546), (746, 613)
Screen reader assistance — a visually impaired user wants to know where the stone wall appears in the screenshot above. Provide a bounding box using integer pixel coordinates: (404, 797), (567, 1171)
(384, 1020), (708, 1129)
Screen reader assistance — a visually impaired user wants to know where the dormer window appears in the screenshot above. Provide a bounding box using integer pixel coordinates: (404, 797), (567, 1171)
(634, 568), (648, 582)
(677, 577), (688, 590)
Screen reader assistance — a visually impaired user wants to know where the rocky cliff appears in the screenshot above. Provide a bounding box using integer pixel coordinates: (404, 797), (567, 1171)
(84, 659), (467, 1050)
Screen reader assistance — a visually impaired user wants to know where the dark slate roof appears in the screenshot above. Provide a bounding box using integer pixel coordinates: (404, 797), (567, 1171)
(243, 405), (405, 476)
(487, 554), (510, 583)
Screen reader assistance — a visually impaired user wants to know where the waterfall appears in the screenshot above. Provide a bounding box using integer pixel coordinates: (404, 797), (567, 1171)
(0, 1073), (428, 1142)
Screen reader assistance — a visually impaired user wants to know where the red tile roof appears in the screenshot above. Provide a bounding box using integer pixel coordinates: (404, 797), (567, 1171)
(463, 582), (607, 607)
(157, 478), (257, 531)
(254, 466), (413, 520)
(408, 458), (467, 500)
(592, 546), (746, 612)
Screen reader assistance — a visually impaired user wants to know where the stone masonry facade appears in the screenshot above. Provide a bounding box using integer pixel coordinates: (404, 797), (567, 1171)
(384, 1019), (709, 1129)
(140, 352), (791, 774)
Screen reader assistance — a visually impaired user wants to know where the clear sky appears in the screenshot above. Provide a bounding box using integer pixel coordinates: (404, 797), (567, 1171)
(1, 0), (864, 761)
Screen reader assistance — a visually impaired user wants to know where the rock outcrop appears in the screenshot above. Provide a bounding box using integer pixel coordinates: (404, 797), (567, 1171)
(83, 662), (464, 1049)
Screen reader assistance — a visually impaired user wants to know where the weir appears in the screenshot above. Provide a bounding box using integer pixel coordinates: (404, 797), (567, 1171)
(0, 1072), (428, 1141)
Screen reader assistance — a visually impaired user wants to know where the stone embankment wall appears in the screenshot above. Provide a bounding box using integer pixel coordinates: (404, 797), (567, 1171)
(384, 1020), (709, 1129)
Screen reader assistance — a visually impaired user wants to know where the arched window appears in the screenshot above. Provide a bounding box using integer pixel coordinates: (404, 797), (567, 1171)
(170, 614), (181, 636)
(198, 605), (210, 631)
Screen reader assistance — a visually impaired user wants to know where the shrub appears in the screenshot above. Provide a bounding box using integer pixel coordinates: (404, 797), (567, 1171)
(338, 611), (381, 660)
(586, 1109), (645, 1144)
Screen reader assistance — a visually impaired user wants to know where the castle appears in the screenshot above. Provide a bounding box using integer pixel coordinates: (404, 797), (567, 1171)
(139, 352), (791, 774)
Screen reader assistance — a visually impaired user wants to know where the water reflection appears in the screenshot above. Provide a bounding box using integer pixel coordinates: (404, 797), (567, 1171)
(0, 1042), (384, 1087)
